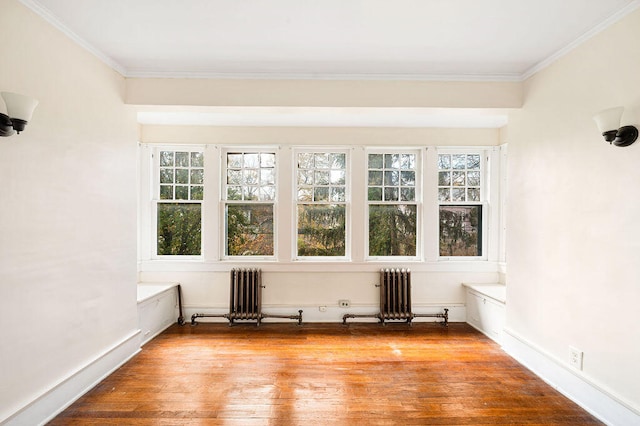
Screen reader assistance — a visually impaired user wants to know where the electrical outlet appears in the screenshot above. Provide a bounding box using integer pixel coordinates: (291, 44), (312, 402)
(569, 346), (583, 370)
(319, 306), (327, 312)
(338, 299), (351, 308)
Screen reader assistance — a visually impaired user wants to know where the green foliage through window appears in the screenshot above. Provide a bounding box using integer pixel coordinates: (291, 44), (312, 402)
(368, 205), (417, 256)
(157, 203), (202, 255)
(439, 205), (482, 256)
(297, 205), (346, 256)
(226, 204), (274, 256)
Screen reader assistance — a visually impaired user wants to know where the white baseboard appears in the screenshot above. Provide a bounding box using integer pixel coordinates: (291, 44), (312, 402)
(502, 328), (640, 426)
(3, 330), (141, 426)
(186, 304), (464, 324)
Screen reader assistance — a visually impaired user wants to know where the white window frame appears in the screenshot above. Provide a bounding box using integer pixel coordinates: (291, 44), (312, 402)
(221, 147), (279, 260)
(365, 148), (423, 261)
(435, 147), (491, 261)
(148, 145), (206, 261)
(293, 147), (351, 261)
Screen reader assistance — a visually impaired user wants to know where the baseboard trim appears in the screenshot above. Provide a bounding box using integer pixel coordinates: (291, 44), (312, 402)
(3, 330), (141, 426)
(502, 328), (639, 426)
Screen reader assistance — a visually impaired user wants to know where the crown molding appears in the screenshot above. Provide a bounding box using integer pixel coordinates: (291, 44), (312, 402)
(521, 0), (640, 80)
(18, 0), (127, 76)
(18, 0), (640, 84)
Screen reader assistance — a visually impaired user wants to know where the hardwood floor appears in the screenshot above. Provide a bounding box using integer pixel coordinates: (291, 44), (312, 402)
(51, 322), (602, 425)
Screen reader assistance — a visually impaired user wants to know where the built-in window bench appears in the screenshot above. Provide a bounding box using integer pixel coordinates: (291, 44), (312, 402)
(137, 283), (181, 346)
(462, 283), (506, 345)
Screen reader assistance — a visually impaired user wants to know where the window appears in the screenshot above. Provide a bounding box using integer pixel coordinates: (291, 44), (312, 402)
(295, 150), (348, 257)
(367, 151), (419, 257)
(224, 151), (276, 257)
(437, 152), (483, 257)
(156, 150), (204, 256)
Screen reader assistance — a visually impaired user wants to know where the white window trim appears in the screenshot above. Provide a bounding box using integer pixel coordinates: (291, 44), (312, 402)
(138, 143), (504, 273)
(364, 147), (423, 262)
(220, 146), (279, 261)
(435, 146), (501, 262)
(292, 147), (351, 261)
(140, 144), (207, 261)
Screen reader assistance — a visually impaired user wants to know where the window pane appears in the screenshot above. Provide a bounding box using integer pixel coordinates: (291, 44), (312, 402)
(452, 171), (465, 186)
(384, 187), (398, 201)
(261, 169), (275, 185)
(438, 188), (451, 202)
(467, 155), (481, 170)
(315, 170), (330, 185)
(384, 171), (399, 186)
(259, 186), (275, 201)
(438, 154), (451, 170)
(452, 154), (466, 169)
(368, 171), (383, 186)
(226, 151), (276, 201)
(314, 187), (329, 202)
(227, 169), (242, 184)
(260, 153), (276, 168)
(244, 153), (260, 168)
(298, 187), (312, 201)
(175, 152), (189, 167)
(314, 153), (330, 169)
(368, 205), (417, 256)
(157, 203), (201, 256)
(467, 171), (481, 186)
(400, 154), (415, 169)
(330, 170), (345, 185)
(400, 187), (415, 202)
(227, 153), (243, 168)
(191, 186), (203, 200)
(439, 205), (482, 256)
(160, 185), (173, 200)
(368, 187), (382, 201)
(297, 204), (346, 256)
(298, 152), (314, 169)
(227, 186), (242, 200)
(159, 150), (204, 202)
(226, 204), (274, 256)
(160, 151), (174, 167)
(330, 187), (345, 202)
(190, 152), (204, 167)
(176, 169), (189, 184)
(368, 153), (383, 169)
(385, 154), (399, 169)
(190, 169), (204, 184)
(400, 171), (415, 186)
(160, 169), (174, 184)
(175, 186), (189, 200)
(438, 171), (450, 186)
(331, 153), (346, 169)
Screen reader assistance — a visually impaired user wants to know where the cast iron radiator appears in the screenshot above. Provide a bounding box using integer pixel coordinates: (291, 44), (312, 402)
(191, 268), (303, 326)
(343, 268), (448, 325)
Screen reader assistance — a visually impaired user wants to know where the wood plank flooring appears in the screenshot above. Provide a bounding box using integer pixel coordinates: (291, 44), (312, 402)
(50, 322), (602, 425)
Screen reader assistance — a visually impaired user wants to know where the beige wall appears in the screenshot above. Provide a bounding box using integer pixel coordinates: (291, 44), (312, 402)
(140, 124), (499, 146)
(0, 0), (138, 422)
(127, 78), (522, 108)
(506, 7), (640, 411)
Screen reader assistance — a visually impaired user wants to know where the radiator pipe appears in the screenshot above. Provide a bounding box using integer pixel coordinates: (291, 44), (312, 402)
(190, 312), (227, 325)
(176, 284), (185, 326)
(191, 310), (304, 326)
(262, 310), (304, 325)
(343, 308), (448, 326)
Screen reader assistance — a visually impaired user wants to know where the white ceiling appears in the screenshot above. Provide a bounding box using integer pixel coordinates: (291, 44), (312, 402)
(20, 0), (639, 127)
(22, 0), (638, 80)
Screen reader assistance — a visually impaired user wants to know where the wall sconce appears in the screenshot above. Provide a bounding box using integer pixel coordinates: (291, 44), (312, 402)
(593, 107), (638, 147)
(0, 92), (39, 137)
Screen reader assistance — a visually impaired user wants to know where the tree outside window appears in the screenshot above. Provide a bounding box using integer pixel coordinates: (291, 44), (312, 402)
(367, 152), (418, 257)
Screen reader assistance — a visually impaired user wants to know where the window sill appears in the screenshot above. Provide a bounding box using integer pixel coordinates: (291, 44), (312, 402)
(138, 259), (502, 274)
